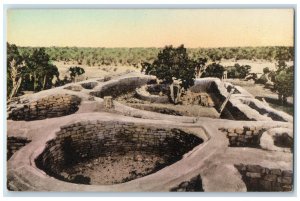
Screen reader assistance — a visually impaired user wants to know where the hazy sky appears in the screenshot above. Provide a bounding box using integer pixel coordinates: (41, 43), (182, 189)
(7, 9), (294, 48)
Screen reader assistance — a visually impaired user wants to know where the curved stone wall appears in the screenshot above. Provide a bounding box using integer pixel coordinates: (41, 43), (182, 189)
(10, 94), (81, 121)
(36, 121), (203, 184)
(135, 85), (169, 103)
(90, 76), (155, 98)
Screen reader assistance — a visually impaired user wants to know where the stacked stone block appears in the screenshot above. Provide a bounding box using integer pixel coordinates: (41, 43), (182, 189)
(235, 164), (293, 191)
(10, 94), (81, 121)
(219, 126), (266, 147)
(7, 137), (31, 160)
(36, 121), (203, 177)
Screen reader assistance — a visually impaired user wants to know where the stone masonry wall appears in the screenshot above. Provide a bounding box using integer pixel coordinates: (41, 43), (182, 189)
(235, 164), (293, 191)
(91, 77), (155, 98)
(219, 126), (266, 147)
(7, 137), (31, 160)
(135, 85), (169, 104)
(10, 94), (81, 121)
(36, 121), (203, 177)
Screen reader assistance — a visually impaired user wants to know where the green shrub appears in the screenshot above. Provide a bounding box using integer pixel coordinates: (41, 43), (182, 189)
(201, 63), (225, 79)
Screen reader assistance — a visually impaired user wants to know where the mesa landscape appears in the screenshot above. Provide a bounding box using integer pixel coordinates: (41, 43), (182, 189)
(6, 9), (294, 192)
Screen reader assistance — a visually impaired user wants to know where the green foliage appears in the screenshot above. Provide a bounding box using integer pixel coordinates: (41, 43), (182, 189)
(263, 67), (270, 74)
(7, 43), (60, 98)
(17, 46), (294, 67)
(201, 63), (225, 79)
(227, 63), (251, 79)
(276, 60), (288, 71)
(7, 43), (23, 66)
(7, 43), (24, 97)
(142, 45), (197, 89)
(274, 66), (294, 104)
(22, 48), (60, 91)
(68, 66), (85, 81)
(195, 57), (208, 77)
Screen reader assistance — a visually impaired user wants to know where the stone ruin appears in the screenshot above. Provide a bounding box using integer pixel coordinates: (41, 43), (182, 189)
(103, 96), (113, 109)
(6, 72), (293, 192)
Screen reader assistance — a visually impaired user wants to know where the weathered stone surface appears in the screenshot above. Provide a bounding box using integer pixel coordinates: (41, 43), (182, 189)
(264, 174), (277, 182)
(282, 170), (293, 177)
(247, 165), (263, 173)
(246, 172), (261, 178)
(10, 94), (81, 121)
(236, 163), (293, 192)
(104, 96), (113, 109)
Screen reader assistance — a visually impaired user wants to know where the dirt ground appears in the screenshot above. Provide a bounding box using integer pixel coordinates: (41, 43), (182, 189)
(53, 61), (140, 79)
(54, 59), (294, 79)
(61, 154), (165, 185)
(219, 59), (293, 74)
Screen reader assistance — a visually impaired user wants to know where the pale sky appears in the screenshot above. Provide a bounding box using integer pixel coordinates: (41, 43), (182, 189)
(7, 9), (294, 48)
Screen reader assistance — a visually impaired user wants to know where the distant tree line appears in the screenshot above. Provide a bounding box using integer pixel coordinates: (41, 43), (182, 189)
(17, 46), (294, 67)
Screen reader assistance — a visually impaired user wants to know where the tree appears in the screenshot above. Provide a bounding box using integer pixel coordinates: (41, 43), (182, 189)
(7, 43), (25, 99)
(201, 62), (225, 79)
(274, 65), (294, 105)
(23, 48), (60, 91)
(68, 66), (85, 82)
(140, 61), (151, 74)
(263, 67), (270, 74)
(195, 57), (208, 78)
(7, 44), (60, 98)
(227, 63), (251, 79)
(276, 60), (287, 72)
(142, 45), (197, 89)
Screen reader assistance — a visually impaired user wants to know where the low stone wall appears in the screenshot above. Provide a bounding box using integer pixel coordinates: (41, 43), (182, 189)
(190, 78), (219, 93)
(64, 85), (83, 92)
(235, 164), (293, 191)
(36, 121), (203, 181)
(135, 85), (169, 103)
(91, 76), (155, 98)
(219, 126), (266, 147)
(10, 94), (81, 121)
(7, 137), (31, 160)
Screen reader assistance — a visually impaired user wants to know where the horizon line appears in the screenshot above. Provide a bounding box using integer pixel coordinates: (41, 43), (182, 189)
(11, 44), (294, 49)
